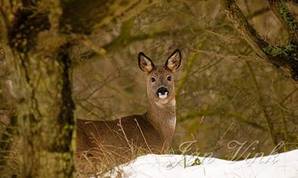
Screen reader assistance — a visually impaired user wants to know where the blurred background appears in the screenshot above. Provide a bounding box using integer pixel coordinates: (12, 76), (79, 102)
(72, 0), (298, 157)
(0, 0), (298, 177)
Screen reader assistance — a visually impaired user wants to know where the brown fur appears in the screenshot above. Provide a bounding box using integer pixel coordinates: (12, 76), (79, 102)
(76, 50), (182, 170)
(77, 114), (162, 161)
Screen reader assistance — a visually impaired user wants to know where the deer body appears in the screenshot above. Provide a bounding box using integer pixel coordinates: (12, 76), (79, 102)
(76, 50), (182, 164)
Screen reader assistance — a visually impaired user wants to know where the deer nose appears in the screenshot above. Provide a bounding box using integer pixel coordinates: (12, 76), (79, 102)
(156, 87), (169, 99)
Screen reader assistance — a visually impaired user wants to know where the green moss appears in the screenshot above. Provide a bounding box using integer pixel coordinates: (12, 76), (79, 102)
(278, 2), (298, 31)
(63, 124), (74, 135)
(263, 44), (296, 57)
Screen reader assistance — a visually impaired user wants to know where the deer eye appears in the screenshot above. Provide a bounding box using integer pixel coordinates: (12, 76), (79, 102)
(151, 77), (156, 82)
(167, 75), (172, 81)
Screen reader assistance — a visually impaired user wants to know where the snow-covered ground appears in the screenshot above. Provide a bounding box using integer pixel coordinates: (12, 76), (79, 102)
(106, 149), (298, 178)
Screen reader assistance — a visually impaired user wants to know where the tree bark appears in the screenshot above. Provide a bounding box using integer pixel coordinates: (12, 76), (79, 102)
(0, 0), (160, 176)
(2, 0), (75, 177)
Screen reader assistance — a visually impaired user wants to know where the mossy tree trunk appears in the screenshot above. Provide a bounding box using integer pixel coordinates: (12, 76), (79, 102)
(10, 44), (75, 177)
(0, 0), (159, 176)
(1, 0), (75, 177)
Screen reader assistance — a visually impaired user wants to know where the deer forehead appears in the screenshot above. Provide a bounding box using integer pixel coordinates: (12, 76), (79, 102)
(149, 66), (172, 77)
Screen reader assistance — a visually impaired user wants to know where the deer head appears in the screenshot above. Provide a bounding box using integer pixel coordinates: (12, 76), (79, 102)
(138, 49), (182, 106)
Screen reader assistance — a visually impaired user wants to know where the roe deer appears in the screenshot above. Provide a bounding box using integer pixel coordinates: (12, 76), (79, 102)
(76, 49), (182, 164)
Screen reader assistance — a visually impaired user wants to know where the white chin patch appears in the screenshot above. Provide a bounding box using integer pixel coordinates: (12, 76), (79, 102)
(158, 92), (168, 99)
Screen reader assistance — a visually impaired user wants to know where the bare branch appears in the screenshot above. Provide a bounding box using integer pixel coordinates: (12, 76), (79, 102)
(60, 0), (159, 33)
(246, 61), (279, 147)
(268, 0), (298, 44)
(221, 0), (269, 59)
(222, 0), (298, 81)
(247, 7), (270, 19)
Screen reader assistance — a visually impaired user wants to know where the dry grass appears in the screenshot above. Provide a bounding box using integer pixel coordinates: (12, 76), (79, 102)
(75, 120), (161, 178)
(75, 142), (158, 178)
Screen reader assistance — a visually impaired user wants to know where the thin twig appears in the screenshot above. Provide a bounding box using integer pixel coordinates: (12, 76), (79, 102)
(247, 7), (270, 20)
(246, 61), (278, 147)
(134, 118), (152, 153)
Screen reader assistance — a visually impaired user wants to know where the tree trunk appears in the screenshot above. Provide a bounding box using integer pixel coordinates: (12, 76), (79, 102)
(1, 1), (75, 177)
(0, 0), (159, 176)
(8, 41), (75, 178)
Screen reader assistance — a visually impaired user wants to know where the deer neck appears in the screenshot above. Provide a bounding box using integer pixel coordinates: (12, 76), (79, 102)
(146, 99), (176, 144)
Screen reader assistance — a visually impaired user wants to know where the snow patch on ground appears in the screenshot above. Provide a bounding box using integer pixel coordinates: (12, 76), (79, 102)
(106, 149), (298, 178)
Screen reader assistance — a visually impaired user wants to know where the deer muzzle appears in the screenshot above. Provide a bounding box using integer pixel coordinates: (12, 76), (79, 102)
(156, 87), (169, 99)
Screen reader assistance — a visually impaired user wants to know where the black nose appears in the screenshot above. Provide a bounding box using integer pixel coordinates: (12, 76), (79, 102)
(156, 87), (169, 95)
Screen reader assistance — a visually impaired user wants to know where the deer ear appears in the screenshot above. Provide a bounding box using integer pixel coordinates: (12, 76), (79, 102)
(138, 52), (155, 73)
(165, 49), (182, 72)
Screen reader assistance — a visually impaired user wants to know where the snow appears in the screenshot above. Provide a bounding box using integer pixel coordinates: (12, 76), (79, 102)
(105, 149), (298, 178)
